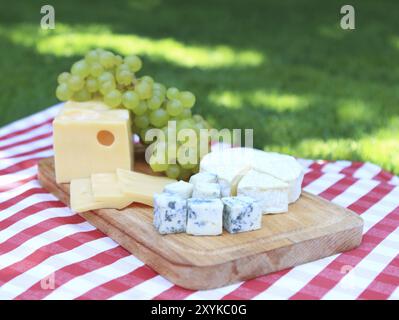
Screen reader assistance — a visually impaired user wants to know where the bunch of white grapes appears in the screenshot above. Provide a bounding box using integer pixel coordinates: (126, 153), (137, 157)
(55, 49), (211, 179)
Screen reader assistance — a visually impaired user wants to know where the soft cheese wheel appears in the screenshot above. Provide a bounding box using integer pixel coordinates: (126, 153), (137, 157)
(237, 169), (289, 214)
(200, 147), (303, 203)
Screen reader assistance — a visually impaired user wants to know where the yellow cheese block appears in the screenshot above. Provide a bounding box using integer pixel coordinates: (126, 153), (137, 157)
(91, 172), (130, 202)
(53, 101), (133, 183)
(116, 168), (176, 206)
(70, 178), (133, 213)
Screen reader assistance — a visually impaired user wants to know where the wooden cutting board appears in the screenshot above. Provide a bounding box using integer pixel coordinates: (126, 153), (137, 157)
(38, 157), (363, 290)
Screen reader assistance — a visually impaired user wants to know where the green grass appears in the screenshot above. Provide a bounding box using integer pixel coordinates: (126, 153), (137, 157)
(1, 0), (399, 174)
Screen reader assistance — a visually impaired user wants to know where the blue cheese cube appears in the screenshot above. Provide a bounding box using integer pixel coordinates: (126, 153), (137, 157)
(163, 180), (193, 199)
(153, 193), (187, 234)
(189, 172), (217, 185)
(222, 196), (262, 233)
(187, 198), (223, 236)
(192, 182), (221, 199)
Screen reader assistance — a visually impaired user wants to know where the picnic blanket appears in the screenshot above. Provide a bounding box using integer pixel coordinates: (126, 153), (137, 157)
(0, 104), (398, 300)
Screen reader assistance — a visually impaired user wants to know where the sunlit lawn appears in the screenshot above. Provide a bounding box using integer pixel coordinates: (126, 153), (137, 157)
(1, 0), (399, 174)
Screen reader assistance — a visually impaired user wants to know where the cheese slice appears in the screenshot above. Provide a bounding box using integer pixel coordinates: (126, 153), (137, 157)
(200, 147), (303, 203)
(117, 169), (176, 206)
(91, 172), (131, 202)
(237, 169), (289, 214)
(70, 178), (133, 213)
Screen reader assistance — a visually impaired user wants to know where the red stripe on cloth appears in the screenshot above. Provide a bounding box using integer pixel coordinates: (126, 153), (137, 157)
(373, 170), (394, 184)
(0, 118), (52, 142)
(222, 269), (291, 300)
(0, 200), (66, 231)
(4, 145), (52, 160)
(0, 229), (104, 286)
(348, 183), (395, 214)
(317, 176), (358, 201)
(357, 254), (399, 300)
(76, 265), (158, 300)
(15, 246), (130, 300)
(0, 158), (42, 176)
(302, 170), (324, 188)
(0, 132), (52, 152)
(340, 162), (364, 176)
(0, 215), (84, 255)
(0, 175), (37, 193)
(153, 285), (195, 300)
(0, 188), (46, 211)
(290, 204), (399, 300)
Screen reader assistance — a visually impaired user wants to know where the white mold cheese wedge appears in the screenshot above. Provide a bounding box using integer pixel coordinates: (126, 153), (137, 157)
(237, 169), (289, 214)
(200, 147), (304, 203)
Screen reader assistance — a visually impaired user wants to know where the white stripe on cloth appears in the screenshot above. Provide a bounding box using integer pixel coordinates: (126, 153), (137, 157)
(353, 162), (385, 180)
(0, 193), (60, 222)
(110, 276), (173, 300)
(44, 255), (144, 300)
(0, 222), (95, 269)
(0, 166), (37, 186)
(0, 136), (53, 159)
(303, 172), (344, 195)
(0, 104), (61, 138)
(0, 180), (42, 200)
(253, 182), (399, 300)
(185, 282), (244, 300)
(0, 207), (72, 243)
(0, 123), (53, 148)
(0, 149), (53, 171)
(0, 237), (118, 300)
(323, 228), (399, 300)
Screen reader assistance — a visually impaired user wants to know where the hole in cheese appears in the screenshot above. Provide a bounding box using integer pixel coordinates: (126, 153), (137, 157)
(97, 130), (115, 146)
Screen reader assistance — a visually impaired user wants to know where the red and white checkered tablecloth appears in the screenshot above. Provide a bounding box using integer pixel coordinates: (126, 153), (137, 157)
(0, 104), (398, 300)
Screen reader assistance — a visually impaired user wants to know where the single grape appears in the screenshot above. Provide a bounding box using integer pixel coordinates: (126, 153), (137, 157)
(89, 62), (104, 77)
(114, 55), (123, 66)
(122, 91), (140, 110)
(98, 71), (114, 84)
(180, 161), (197, 170)
(56, 83), (72, 101)
(149, 108), (169, 127)
(134, 114), (149, 129)
(153, 82), (166, 93)
(133, 100), (148, 115)
(57, 72), (70, 84)
(116, 69), (133, 86)
(192, 114), (204, 122)
(135, 81), (152, 100)
(68, 75), (84, 91)
(124, 55), (142, 72)
(141, 75), (154, 84)
(99, 51), (115, 68)
(73, 88), (91, 101)
(166, 87), (179, 100)
(166, 99), (183, 116)
(86, 78), (99, 93)
(149, 156), (168, 172)
(179, 91), (196, 108)
(85, 50), (99, 63)
(71, 60), (90, 77)
(99, 80), (116, 95)
(104, 89), (122, 108)
(166, 164), (181, 179)
(147, 95), (163, 110)
(178, 108), (192, 119)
